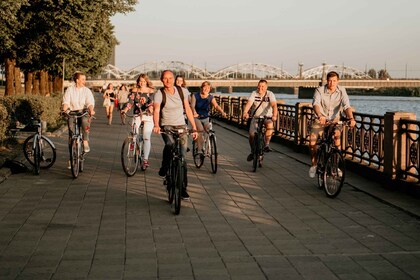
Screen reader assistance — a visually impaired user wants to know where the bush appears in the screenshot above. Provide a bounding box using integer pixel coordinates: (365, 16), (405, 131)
(0, 94), (63, 141)
(0, 103), (8, 142)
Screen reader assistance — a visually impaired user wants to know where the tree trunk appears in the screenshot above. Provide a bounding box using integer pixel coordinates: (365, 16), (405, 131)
(53, 76), (62, 94)
(14, 66), (23, 95)
(25, 71), (33, 95)
(48, 73), (53, 96)
(40, 70), (46, 96)
(5, 58), (15, 96)
(33, 71), (40, 95)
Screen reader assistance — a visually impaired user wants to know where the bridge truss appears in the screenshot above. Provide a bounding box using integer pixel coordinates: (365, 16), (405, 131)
(101, 61), (369, 80)
(301, 64), (371, 79)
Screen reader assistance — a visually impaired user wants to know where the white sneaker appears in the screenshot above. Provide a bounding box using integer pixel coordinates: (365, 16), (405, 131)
(337, 168), (343, 177)
(84, 142), (90, 153)
(309, 166), (316, 178)
(67, 160), (71, 170)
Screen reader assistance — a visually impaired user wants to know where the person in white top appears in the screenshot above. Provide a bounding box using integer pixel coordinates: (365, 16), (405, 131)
(242, 80), (278, 161)
(62, 72), (95, 152)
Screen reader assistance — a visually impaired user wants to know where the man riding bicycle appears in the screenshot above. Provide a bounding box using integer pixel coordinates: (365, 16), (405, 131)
(62, 72), (95, 153)
(190, 81), (227, 157)
(242, 79), (278, 162)
(153, 70), (198, 200)
(308, 71), (356, 178)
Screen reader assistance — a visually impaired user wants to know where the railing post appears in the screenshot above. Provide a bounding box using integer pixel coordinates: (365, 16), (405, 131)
(383, 111), (416, 180)
(294, 102), (312, 147)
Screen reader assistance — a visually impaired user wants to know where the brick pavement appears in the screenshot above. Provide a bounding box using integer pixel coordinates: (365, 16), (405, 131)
(1, 94), (420, 279)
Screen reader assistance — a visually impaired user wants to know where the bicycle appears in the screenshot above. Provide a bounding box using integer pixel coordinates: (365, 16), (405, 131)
(315, 121), (348, 198)
(161, 126), (190, 215)
(23, 116), (57, 175)
(250, 116), (272, 172)
(121, 113), (146, 176)
(192, 118), (218, 173)
(62, 110), (91, 178)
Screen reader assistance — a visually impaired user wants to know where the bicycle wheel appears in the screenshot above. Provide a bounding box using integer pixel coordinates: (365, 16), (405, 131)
(192, 140), (204, 168)
(33, 136), (40, 175)
(173, 159), (184, 215)
(79, 140), (84, 173)
(323, 151), (345, 198)
(252, 133), (259, 172)
(316, 146), (326, 190)
(258, 133), (264, 168)
(70, 138), (80, 178)
(121, 137), (139, 176)
(138, 138), (146, 171)
(23, 135), (56, 169)
(167, 160), (175, 204)
(209, 134), (218, 174)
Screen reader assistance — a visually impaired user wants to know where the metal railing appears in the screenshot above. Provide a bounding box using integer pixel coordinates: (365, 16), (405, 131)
(213, 95), (419, 185)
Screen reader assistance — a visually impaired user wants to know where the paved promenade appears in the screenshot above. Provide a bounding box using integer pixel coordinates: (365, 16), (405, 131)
(1, 94), (420, 279)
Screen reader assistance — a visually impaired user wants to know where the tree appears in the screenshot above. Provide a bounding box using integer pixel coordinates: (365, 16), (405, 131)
(1, 0), (138, 95)
(367, 68), (376, 79)
(378, 69), (391, 80)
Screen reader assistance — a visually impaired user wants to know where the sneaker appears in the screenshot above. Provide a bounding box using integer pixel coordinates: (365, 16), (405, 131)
(181, 190), (190, 200)
(247, 153), (254, 162)
(337, 168), (343, 177)
(67, 160), (71, 170)
(84, 142), (90, 153)
(143, 160), (149, 168)
(309, 166), (316, 178)
(263, 146), (272, 153)
(158, 166), (166, 177)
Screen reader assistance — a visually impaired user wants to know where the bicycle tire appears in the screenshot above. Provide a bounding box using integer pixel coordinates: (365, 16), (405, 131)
(121, 137), (139, 176)
(167, 160), (175, 204)
(209, 134), (217, 173)
(323, 150), (345, 198)
(79, 141), (84, 173)
(258, 133), (264, 168)
(192, 140), (204, 168)
(173, 159), (183, 215)
(252, 133), (259, 172)
(70, 138), (80, 178)
(316, 145), (326, 190)
(138, 139), (146, 171)
(33, 136), (40, 175)
(23, 134), (56, 169)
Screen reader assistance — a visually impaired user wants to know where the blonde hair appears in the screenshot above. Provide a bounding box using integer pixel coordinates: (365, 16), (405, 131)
(136, 73), (154, 89)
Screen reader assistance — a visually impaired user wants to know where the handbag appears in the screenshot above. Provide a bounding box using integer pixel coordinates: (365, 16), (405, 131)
(114, 98), (119, 107)
(103, 98), (111, 107)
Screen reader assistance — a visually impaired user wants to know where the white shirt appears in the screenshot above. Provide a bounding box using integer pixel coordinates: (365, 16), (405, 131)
(62, 85), (95, 111)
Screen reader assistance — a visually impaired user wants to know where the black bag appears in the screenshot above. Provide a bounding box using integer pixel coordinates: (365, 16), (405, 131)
(3, 160), (28, 174)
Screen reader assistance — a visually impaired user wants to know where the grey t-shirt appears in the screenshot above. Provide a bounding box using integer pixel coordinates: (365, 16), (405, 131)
(154, 87), (190, 126)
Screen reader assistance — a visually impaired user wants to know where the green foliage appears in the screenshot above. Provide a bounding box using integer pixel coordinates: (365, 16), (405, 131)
(0, 95), (63, 140)
(2, 0), (138, 77)
(0, 103), (8, 142)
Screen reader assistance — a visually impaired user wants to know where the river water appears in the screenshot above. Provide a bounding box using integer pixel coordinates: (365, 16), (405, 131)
(218, 92), (420, 118)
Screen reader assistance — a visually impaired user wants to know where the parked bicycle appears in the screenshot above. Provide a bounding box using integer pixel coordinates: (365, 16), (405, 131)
(192, 118), (218, 173)
(121, 113), (146, 176)
(162, 127), (190, 215)
(62, 110), (92, 178)
(250, 116), (272, 172)
(23, 116), (56, 175)
(315, 120), (348, 198)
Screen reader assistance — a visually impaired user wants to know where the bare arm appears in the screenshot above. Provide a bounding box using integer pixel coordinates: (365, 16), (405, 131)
(211, 98), (227, 117)
(270, 101), (277, 121)
(152, 102), (161, 133)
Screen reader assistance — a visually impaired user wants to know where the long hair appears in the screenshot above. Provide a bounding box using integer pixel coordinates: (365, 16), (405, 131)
(175, 75), (187, 87)
(137, 73), (154, 89)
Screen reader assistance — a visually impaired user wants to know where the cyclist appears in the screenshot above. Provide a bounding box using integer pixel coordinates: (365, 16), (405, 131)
(122, 74), (155, 169)
(242, 79), (278, 162)
(153, 70), (198, 200)
(62, 71), (95, 153)
(308, 71), (356, 178)
(191, 81), (227, 157)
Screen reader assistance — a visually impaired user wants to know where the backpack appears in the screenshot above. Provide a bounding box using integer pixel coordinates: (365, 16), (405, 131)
(159, 86), (185, 126)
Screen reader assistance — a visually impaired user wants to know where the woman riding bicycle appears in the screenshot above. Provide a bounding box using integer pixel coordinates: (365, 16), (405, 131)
(190, 81), (227, 156)
(242, 79), (277, 162)
(122, 74), (155, 169)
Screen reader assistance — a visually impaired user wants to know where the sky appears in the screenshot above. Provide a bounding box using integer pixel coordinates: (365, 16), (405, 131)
(110, 0), (420, 78)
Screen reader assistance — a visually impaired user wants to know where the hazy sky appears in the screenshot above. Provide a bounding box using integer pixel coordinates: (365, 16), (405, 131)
(111, 0), (420, 77)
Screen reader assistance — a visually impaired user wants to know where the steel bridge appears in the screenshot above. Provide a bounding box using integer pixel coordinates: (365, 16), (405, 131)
(100, 61), (371, 80)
